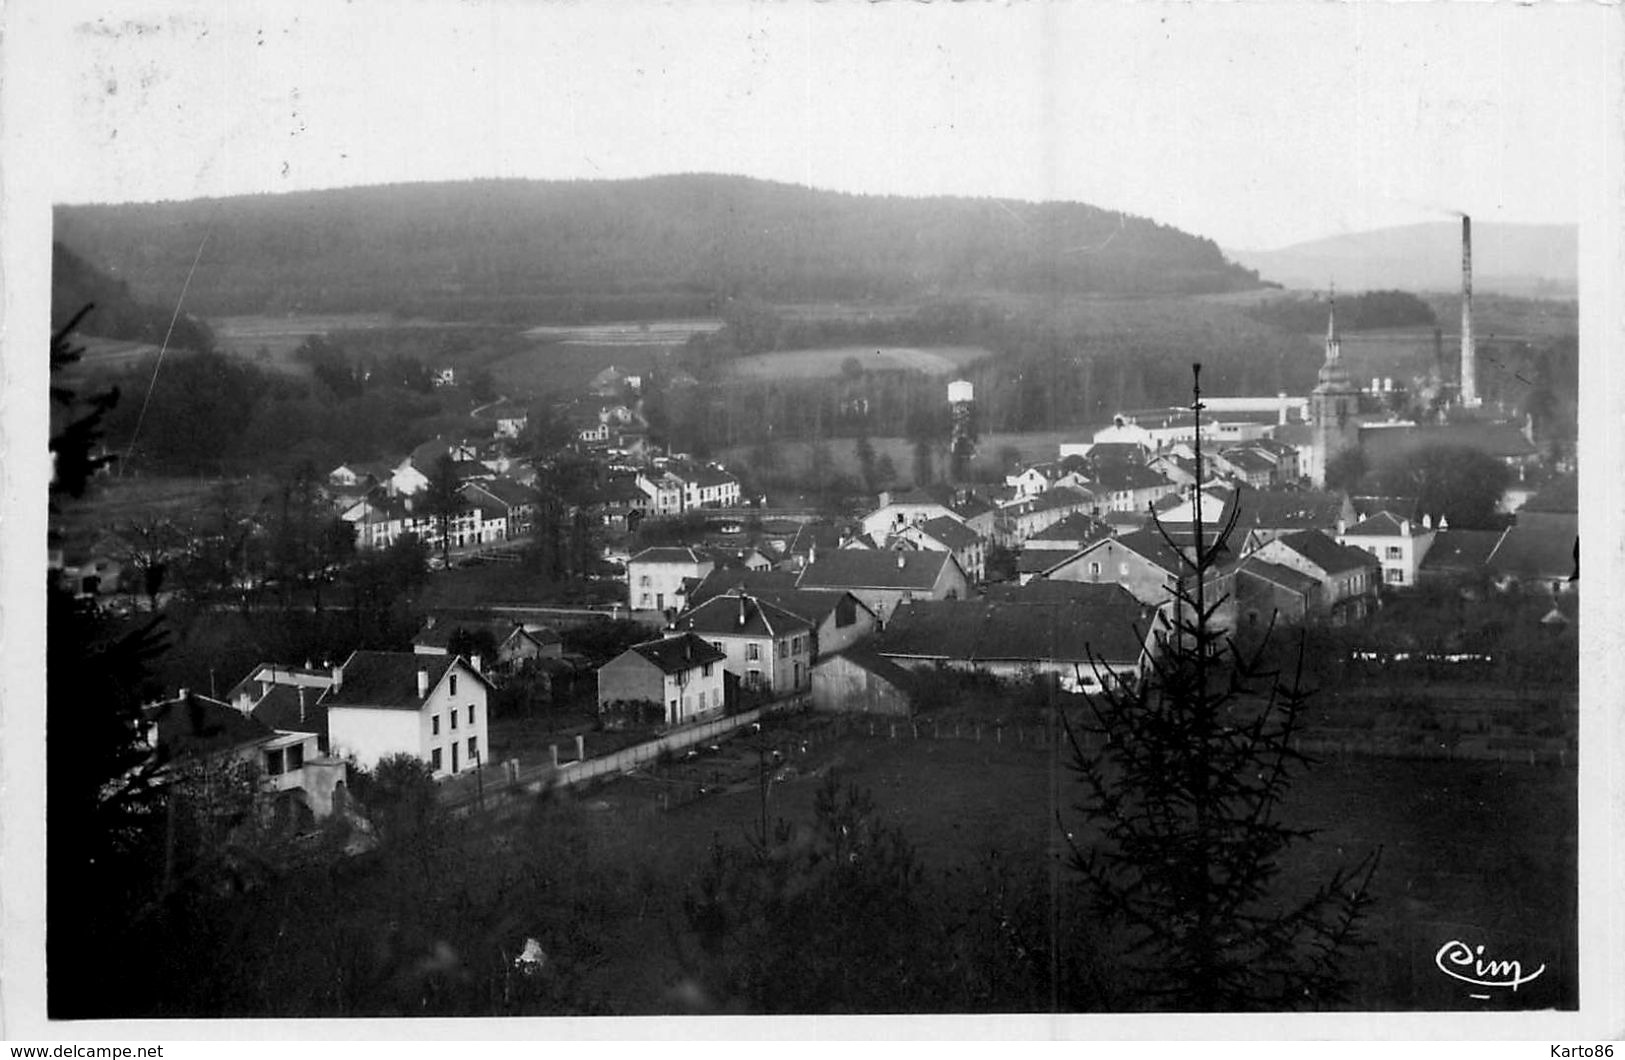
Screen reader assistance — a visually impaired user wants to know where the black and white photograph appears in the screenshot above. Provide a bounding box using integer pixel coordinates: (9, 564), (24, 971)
(3, 0), (1622, 1043)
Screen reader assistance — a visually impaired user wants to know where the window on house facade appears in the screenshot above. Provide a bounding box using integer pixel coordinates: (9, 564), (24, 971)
(1387, 568), (1404, 584)
(287, 743), (304, 771)
(1385, 546), (1403, 560)
(449, 674), (458, 696)
(778, 640), (788, 659)
(431, 748), (443, 771)
(748, 643), (761, 662)
(711, 641), (724, 654)
(468, 736), (479, 761)
(432, 715), (441, 736)
(468, 704), (475, 724)
(1089, 562), (1102, 575)
(703, 662), (713, 677)
(451, 708), (459, 730)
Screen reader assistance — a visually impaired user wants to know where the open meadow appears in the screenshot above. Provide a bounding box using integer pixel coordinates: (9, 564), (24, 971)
(560, 712), (1576, 1012)
(725, 344), (991, 380)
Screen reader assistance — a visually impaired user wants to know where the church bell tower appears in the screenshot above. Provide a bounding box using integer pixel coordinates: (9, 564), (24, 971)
(1308, 296), (1360, 487)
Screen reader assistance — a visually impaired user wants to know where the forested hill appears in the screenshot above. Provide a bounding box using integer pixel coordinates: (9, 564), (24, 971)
(55, 175), (1263, 322)
(52, 241), (215, 351)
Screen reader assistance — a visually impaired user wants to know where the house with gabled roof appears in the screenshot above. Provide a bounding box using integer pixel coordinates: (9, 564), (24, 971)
(597, 633), (727, 725)
(860, 486), (963, 543)
(1084, 462), (1178, 514)
(628, 546), (714, 616)
(795, 548), (970, 625)
(1234, 558), (1325, 627)
(324, 651), (493, 779)
(1418, 528), (1508, 585)
(673, 592), (814, 695)
(460, 477), (542, 540)
(666, 462), (742, 510)
(412, 615), (561, 674)
(1039, 527), (1238, 618)
(892, 515), (986, 583)
(1337, 510), (1437, 589)
(1247, 530), (1380, 623)
(995, 486), (1096, 547)
(1486, 522), (1577, 597)
(875, 598), (1153, 693)
(811, 649), (918, 717)
(145, 690), (348, 822)
(687, 569), (878, 660)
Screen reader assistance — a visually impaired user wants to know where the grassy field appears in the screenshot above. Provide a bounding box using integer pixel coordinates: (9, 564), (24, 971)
(726, 344), (991, 380)
(566, 713), (1576, 1012)
(489, 340), (688, 397)
(52, 474), (256, 556)
(521, 320), (724, 346)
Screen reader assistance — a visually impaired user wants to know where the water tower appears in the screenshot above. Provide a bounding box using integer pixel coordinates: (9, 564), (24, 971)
(948, 379), (977, 479)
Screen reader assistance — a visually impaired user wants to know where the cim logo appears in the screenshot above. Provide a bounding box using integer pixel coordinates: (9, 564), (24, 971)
(1434, 939), (1546, 998)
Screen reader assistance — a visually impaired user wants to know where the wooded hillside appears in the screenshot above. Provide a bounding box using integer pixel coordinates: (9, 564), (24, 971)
(55, 175), (1264, 321)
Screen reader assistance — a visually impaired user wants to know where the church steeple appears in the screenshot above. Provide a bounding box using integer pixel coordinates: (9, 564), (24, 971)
(1324, 288), (1342, 363)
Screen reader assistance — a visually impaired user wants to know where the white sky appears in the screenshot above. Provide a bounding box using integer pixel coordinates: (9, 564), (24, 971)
(13, 0), (1609, 249)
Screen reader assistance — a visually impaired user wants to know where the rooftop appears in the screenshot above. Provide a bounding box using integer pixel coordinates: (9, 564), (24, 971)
(877, 599), (1149, 665)
(1274, 530), (1381, 576)
(675, 592), (814, 638)
(629, 633), (728, 674)
(146, 693), (273, 759)
(325, 652), (479, 711)
(797, 549), (955, 591)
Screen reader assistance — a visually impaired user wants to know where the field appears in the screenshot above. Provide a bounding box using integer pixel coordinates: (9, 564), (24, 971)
(490, 340), (689, 397)
(52, 474), (254, 557)
(521, 319), (724, 346)
(559, 713), (1577, 1013)
(726, 344), (991, 380)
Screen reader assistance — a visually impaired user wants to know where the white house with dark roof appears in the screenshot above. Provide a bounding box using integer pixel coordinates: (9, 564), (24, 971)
(596, 633), (727, 725)
(1337, 511), (1437, 589)
(667, 463), (742, 509)
(674, 591), (814, 694)
(627, 546), (715, 615)
(795, 549), (969, 625)
(324, 651), (492, 779)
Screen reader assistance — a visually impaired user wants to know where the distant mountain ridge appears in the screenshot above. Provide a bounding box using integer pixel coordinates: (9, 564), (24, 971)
(1226, 221), (1577, 298)
(55, 175), (1263, 321)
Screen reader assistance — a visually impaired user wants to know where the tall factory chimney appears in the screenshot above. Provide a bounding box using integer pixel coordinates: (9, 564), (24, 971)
(1460, 215), (1479, 407)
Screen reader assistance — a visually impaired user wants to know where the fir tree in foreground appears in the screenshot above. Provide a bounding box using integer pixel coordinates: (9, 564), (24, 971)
(1063, 363), (1379, 1012)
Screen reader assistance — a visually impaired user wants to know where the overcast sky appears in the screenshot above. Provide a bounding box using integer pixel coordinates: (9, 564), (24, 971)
(16, 0), (1612, 251)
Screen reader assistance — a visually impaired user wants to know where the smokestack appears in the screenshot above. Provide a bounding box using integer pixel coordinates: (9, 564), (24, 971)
(1277, 391), (1288, 427)
(1461, 215), (1479, 407)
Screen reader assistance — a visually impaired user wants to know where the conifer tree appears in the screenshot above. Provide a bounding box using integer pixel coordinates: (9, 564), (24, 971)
(1063, 363), (1379, 1011)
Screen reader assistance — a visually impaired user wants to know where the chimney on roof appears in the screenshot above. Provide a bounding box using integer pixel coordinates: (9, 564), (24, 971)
(331, 664), (343, 692)
(897, 550), (907, 569)
(416, 668), (430, 700)
(737, 593), (747, 628)
(298, 685), (307, 724)
(471, 654), (482, 674)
